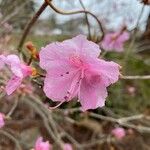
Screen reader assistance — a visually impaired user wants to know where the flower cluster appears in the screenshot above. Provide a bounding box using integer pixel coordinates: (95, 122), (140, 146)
(1, 35), (120, 111)
(0, 54), (36, 95)
(101, 30), (129, 52)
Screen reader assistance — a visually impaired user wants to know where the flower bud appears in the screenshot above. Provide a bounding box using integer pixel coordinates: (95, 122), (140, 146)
(25, 41), (39, 59)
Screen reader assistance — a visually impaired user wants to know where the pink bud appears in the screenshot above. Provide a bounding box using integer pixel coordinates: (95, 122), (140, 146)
(35, 137), (52, 150)
(111, 127), (126, 140)
(0, 113), (5, 128)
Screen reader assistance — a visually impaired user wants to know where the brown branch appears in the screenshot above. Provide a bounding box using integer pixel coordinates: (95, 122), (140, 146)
(79, 0), (92, 39)
(45, 0), (104, 41)
(17, 1), (48, 53)
(24, 97), (64, 150)
(121, 75), (150, 80)
(0, 130), (22, 150)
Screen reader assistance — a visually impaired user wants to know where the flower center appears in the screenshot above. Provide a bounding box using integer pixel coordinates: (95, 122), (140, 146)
(69, 54), (83, 68)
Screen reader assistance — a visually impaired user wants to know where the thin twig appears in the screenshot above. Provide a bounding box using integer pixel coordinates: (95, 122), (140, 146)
(17, 1), (48, 53)
(0, 130), (22, 150)
(6, 99), (18, 118)
(45, 0), (104, 41)
(121, 75), (150, 80)
(23, 98), (64, 150)
(89, 112), (150, 133)
(79, 0), (91, 39)
(0, 1), (29, 26)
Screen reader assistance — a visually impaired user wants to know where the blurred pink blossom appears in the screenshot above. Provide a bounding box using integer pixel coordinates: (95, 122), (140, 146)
(0, 113), (5, 128)
(40, 35), (120, 111)
(111, 127), (126, 139)
(101, 31), (130, 52)
(64, 144), (73, 150)
(35, 137), (51, 150)
(0, 54), (35, 95)
(127, 86), (136, 96)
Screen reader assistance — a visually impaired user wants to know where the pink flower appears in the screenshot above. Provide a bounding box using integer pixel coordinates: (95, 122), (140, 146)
(101, 31), (129, 52)
(35, 137), (51, 150)
(3, 55), (34, 95)
(111, 127), (126, 140)
(40, 35), (120, 111)
(64, 143), (73, 150)
(0, 113), (5, 128)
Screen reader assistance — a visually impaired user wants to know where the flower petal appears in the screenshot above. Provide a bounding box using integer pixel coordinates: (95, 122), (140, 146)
(6, 55), (23, 77)
(5, 76), (22, 95)
(6, 54), (20, 65)
(39, 42), (75, 71)
(79, 71), (108, 111)
(43, 69), (81, 101)
(89, 58), (120, 87)
(39, 35), (101, 71)
(71, 35), (101, 57)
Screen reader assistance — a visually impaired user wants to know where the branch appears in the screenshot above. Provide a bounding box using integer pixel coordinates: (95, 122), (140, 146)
(23, 98), (64, 150)
(79, 0), (91, 39)
(17, 1), (48, 53)
(121, 75), (150, 80)
(45, 0), (104, 41)
(0, 130), (22, 150)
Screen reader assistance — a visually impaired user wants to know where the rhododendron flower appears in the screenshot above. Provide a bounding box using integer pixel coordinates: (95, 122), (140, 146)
(64, 143), (73, 150)
(0, 54), (35, 95)
(111, 127), (126, 139)
(0, 113), (5, 128)
(35, 137), (51, 150)
(40, 35), (120, 111)
(101, 31), (129, 52)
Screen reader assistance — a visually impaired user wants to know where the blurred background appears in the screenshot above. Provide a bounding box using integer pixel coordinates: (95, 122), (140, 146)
(0, 0), (150, 150)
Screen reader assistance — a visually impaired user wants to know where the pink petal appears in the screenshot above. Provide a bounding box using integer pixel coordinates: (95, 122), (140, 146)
(10, 63), (23, 78)
(113, 41), (124, 52)
(44, 69), (81, 102)
(118, 31), (130, 42)
(79, 70), (108, 111)
(39, 35), (101, 71)
(6, 55), (23, 77)
(112, 127), (126, 139)
(5, 76), (22, 95)
(0, 113), (5, 128)
(64, 143), (73, 150)
(35, 137), (51, 150)
(101, 33), (116, 51)
(39, 42), (75, 71)
(89, 58), (120, 87)
(6, 54), (20, 65)
(70, 35), (101, 57)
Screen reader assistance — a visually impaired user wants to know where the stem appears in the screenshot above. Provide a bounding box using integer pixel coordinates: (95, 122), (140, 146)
(17, 1), (48, 53)
(0, 130), (22, 150)
(79, 0), (91, 39)
(45, 0), (104, 41)
(121, 75), (150, 80)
